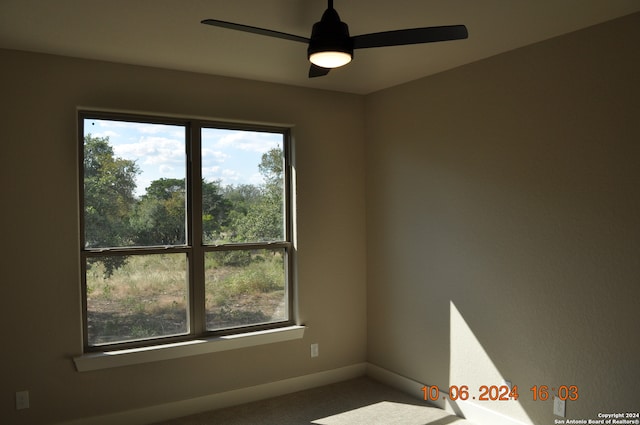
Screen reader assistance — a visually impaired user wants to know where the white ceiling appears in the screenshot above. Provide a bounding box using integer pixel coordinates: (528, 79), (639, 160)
(1, 0), (639, 94)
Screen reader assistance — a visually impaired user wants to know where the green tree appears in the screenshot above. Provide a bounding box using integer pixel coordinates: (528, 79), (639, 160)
(231, 148), (284, 242)
(145, 178), (184, 201)
(233, 190), (283, 242)
(131, 178), (186, 245)
(83, 134), (139, 275)
(222, 184), (262, 216)
(202, 180), (232, 243)
(130, 178), (232, 245)
(258, 148), (283, 189)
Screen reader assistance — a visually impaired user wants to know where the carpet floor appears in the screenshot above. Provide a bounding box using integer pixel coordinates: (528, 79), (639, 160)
(151, 376), (474, 425)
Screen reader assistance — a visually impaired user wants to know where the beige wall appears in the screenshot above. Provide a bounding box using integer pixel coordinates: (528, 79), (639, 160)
(366, 12), (640, 424)
(0, 49), (367, 424)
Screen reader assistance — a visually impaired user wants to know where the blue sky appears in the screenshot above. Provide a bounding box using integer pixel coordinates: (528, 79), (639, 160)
(84, 118), (283, 196)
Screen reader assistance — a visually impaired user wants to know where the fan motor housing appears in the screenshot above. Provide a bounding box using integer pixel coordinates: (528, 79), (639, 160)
(307, 8), (354, 59)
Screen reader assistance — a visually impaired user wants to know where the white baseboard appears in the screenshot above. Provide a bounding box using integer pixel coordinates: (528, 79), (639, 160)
(58, 362), (531, 425)
(57, 363), (367, 425)
(366, 363), (532, 425)
(365, 363), (452, 411)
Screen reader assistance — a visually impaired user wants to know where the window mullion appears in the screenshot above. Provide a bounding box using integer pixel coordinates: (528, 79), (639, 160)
(189, 123), (206, 336)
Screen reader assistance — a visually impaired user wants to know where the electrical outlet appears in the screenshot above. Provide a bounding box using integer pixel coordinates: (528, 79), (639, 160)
(16, 390), (29, 410)
(310, 343), (319, 358)
(554, 396), (566, 417)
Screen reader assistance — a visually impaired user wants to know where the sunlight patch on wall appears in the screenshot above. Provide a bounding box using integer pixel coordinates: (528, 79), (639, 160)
(449, 301), (533, 425)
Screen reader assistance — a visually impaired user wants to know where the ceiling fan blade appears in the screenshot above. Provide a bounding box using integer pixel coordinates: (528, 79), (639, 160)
(201, 19), (309, 44)
(352, 25), (468, 49)
(309, 64), (331, 78)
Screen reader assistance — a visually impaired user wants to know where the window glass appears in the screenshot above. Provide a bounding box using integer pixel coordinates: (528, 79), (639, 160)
(201, 128), (285, 244)
(85, 253), (188, 346)
(83, 119), (186, 248)
(205, 248), (287, 331)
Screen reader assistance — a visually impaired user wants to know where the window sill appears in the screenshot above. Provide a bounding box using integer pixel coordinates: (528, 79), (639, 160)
(73, 325), (306, 372)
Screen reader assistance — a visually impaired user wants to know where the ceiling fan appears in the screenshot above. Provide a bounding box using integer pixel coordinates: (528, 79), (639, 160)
(201, 0), (468, 78)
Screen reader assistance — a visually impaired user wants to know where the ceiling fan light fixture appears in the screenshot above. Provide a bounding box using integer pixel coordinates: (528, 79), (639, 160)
(309, 50), (352, 68)
(307, 2), (353, 69)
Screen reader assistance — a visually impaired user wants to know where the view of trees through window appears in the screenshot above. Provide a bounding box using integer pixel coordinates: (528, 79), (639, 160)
(81, 114), (290, 348)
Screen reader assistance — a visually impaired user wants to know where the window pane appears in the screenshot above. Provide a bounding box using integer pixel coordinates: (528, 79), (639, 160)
(201, 128), (285, 244)
(85, 253), (188, 346)
(83, 119), (186, 248)
(205, 248), (287, 331)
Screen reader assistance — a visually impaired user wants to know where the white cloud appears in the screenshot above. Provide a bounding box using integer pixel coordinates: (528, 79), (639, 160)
(113, 136), (184, 166)
(203, 130), (281, 154)
(202, 166), (221, 181)
(206, 168), (242, 185)
(91, 130), (120, 139)
(222, 169), (241, 179)
(246, 172), (264, 185)
(202, 148), (228, 163)
(202, 167), (265, 186)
